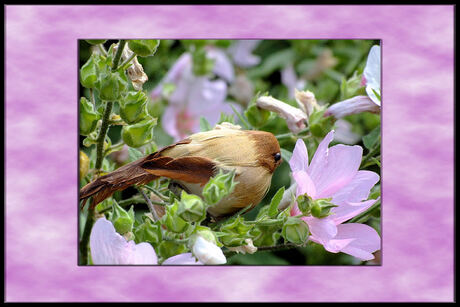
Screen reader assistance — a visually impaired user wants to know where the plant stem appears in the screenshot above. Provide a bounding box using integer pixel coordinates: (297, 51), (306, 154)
(119, 53), (136, 70)
(230, 104), (251, 130)
(112, 40), (126, 72)
(98, 44), (107, 57)
(138, 187), (160, 221)
(224, 242), (299, 257)
(142, 184), (169, 201)
(79, 206), (95, 265)
(95, 101), (113, 171)
(275, 128), (310, 140)
(360, 143), (380, 169)
(347, 201), (381, 224)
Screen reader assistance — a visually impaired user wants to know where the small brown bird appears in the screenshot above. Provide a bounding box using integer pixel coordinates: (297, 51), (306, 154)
(79, 125), (282, 218)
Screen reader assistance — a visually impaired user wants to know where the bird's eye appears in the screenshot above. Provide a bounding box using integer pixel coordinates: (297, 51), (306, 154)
(274, 152), (281, 162)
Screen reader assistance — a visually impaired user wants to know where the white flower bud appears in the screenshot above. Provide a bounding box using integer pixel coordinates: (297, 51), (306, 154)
(256, 96), (307, 134)
(192, 236), (226, 265)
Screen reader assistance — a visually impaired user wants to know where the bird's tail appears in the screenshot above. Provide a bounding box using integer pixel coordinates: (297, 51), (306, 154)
(79, 157), (157, 210)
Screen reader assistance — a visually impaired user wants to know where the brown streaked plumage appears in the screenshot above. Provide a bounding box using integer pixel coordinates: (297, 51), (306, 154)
(79, 126), (282, 218)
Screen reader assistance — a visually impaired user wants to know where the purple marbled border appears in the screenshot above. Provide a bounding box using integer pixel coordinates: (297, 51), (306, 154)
(5, 5), (454, 302)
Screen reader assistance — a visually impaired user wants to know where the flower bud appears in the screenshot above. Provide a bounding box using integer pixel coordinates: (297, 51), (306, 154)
(79, 151), (90, 179)
(121, 117), (157, 148)
(256, 95), (307, 134)
(111, 203), (134, 235)
(79, 97), (99, 135)
(251, 225), (281, 247)
(191, 235), (226, 265)
(296, 194), (312, 215)
(310, 198), (338, 218)
(133, 219), (162, 245)
(119, 91), (148, 124)
(128, 40), (160, 57)
(85, 39), (107, 45)
(202, 170), (237, 205)
(282, 217), (309, 245)
(177, 191), (207, 223)
(161, 200), (190, 233)
(324, 96), (380, 119)
(193, 226), (220, 246)
(219, 216), (253, 246)
(295, 89), (320, 117)
(98, 71), (128, 101)
(80, 55), (99, 88)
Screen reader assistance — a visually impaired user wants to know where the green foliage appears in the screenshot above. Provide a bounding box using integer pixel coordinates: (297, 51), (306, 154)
(128, 40), (160, 57)
(79, 97), (99, 136)
(119, 91), (149, 124)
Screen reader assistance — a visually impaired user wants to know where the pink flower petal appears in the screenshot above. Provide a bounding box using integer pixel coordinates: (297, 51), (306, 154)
(330, 198), (379, 225)
(228, 40), (261, 68)
(323, 238), (355, 253)
(152, 53), (192, 102)
(161, 105), (181, 141)
(131, 242), (160, 265)
(334, 223), (381, 261)
(207, 47), (235, 83)
(188, 78), (227, 113)
(309, 144), (363, 199)
(293, 170), (316, 199)
(162, 253), (203, 265)
(333, 119), (361, 145)
(168, 66), (195, 106)
(304, 216), (337, 245)
(281, 64), (298, 99)
(90, 218), (158, 265)
(324, 96), (380, 119)
(289, 139), (309, 173)
(307, 130), (334, 180)
(331, 170), (380, 205)
(290, 201), (302, 216)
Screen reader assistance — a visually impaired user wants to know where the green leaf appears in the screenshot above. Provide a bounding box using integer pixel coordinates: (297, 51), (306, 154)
(363, 126), (380, 150)
(128, 147), (144, 162)
(230, 104), (251, 130)
(199, 116), (212, 132)
(268, 187), (285, 218)
(248, 49), (295, 78)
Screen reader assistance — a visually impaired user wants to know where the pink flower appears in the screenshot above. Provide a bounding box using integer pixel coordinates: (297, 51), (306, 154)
(90, 218), (227, 265)
(289, 131), (381, 261)
(90, 218), (207, 265)
(281, 64), (306, 99)
(325, 45), (381, 118)
(151, 52), (238, 141)
(227, 40), (261, 68)
(90, 218), (158, 265)
(324, 96), (380, 119)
